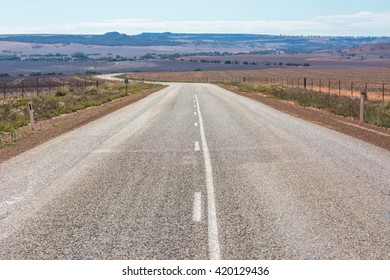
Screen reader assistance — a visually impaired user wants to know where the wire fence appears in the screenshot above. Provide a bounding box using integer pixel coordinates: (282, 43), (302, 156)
(1, 77), (100, 100)
(128, 75), (390, 102)
(248, 77), (389, 102)
(214, 76), (389, 101)
(6, 75), (388, 102)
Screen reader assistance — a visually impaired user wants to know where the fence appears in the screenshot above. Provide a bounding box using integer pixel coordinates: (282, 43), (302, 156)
(1, 78), (100, 100)
(131, 75), (390, 102)
(255, 77), (389, 102)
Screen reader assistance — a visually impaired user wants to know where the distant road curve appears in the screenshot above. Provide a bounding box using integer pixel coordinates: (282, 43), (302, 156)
(96, 73), (126, 82)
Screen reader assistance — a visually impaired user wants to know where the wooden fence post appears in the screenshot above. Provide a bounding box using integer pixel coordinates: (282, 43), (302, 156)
(339, 80), (341, 96)
(351, 82), (354, 97)
(3, 84), (5, 99)
(382, 83), (385, 102)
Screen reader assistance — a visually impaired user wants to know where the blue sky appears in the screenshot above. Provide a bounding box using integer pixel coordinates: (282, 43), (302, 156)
(1, 0), (390, 35)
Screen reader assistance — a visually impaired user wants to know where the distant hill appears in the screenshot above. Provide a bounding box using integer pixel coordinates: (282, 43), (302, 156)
(345, 42), (390, 55)
(1, 32), (390, 53)
(0, 32), (181, 46)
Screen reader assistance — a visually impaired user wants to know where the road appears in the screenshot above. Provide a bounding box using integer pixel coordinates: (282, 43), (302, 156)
(0, 83), (389, 260)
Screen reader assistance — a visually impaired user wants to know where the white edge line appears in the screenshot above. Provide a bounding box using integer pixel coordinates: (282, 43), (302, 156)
(195, 93), (221, 260)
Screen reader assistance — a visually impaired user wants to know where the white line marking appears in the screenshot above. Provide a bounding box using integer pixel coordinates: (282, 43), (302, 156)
(195, 141), (200, 151)
(194, 105), (197, 108)
(195, 93), (221, 260)
(194, 122), (198, 127)
(194, 112), (197, 116)
(193, 192), (202, 222)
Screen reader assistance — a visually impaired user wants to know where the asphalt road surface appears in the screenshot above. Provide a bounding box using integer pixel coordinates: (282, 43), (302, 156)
(0, 83), (389, 260)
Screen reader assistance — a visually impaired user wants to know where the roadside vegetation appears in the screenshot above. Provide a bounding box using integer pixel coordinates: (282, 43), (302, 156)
(0, 81), (161, 147)
(225, 82), (390, 128)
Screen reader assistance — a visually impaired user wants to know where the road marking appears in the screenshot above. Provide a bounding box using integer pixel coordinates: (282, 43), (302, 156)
(194, 105), (197, 108)
(193, 192), (202, 222)
(194, 112), (197, 116)
(194, 122), (198, 127)
(194, 93), (221, 260)
(195, 141), (200, 151)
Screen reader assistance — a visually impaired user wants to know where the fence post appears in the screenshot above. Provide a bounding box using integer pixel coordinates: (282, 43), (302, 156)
(22, 82), (24, 99)
(304, 77), (307, 90)
(328, 80), (331, 94)
(382, 83), (385, 102)
(49, 81), (51, 93)
(351, 82), (354, 97)
(319, 80), (322, 93)
(36, 79), (39, 97)
(3, 84), (5, 99)
(338, 80), (341, 96)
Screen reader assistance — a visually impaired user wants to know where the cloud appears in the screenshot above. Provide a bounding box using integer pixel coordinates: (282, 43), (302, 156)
(312, 11), (390, 35)
(1, 12), (390, 36)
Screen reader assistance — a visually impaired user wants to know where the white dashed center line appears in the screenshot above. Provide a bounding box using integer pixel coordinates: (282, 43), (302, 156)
(193, 192), (202, 222)
(195, 141), (200, 151)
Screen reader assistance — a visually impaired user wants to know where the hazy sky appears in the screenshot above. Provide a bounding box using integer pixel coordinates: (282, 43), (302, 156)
(1, 0), (390, 36)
